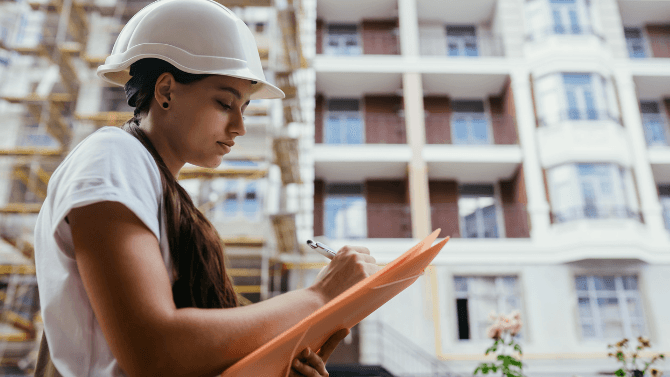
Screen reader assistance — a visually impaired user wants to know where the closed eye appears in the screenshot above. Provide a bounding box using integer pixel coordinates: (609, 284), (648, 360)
(217, 101), (231, 110)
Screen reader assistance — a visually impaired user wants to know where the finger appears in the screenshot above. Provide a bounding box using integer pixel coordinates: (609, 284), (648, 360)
(292, 357), (320, 377)
(337, 245), (371, 256)
(317, 328), (351, 363)
(301, 348), (328, 376)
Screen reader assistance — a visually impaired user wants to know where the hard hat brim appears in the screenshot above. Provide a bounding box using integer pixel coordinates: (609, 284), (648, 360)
(97, 44), (285, 100)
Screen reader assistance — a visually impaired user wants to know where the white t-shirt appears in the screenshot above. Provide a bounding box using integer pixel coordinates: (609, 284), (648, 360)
(34, 126), (173, 376)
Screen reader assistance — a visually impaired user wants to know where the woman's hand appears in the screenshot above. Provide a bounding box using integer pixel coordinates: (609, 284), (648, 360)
(289, 328), (350, 377)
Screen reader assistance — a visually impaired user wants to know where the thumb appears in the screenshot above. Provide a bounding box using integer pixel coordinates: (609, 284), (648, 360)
(317, 328), (350, 363)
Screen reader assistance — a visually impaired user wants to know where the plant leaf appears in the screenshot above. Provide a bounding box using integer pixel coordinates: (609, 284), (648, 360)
(615, 369), (626, 377)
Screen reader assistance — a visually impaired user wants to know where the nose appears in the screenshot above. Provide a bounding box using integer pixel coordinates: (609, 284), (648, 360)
(230, 107), (246, 137)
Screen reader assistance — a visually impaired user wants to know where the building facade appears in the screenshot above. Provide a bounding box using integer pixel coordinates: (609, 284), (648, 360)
(298, 0), (670, 376)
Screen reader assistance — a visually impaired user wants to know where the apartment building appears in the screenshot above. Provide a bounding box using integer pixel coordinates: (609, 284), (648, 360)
(298, 0), (670, 376)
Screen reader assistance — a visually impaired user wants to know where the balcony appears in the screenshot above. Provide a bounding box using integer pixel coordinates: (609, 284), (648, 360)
(537, 108), (621, 128)
(641, 113), (670, 146)
(314, 203), (412, 239)
(550, 206), (642, 224)
(419, 33), (504, 57)
(430, 202), (530, 239)
(319, 112), (406, 145)
(425, 114), (518, 145)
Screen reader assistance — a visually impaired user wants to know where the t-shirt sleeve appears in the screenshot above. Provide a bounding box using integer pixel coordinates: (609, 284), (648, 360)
(50, 129), (163, 258)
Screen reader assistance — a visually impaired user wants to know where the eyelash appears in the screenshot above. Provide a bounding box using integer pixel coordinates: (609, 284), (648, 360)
(218, 101), (246, 120)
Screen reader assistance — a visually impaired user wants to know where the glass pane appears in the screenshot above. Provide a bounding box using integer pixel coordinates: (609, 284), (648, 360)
(582, 323), (597, 338)
(325, 196), (367, 239)
(603, 321), (624, 339)
(578, 297), (592, 318)
(566, 90), (580, 120)
(622, 276), (638, 290)
(453, 118), (469, 143)
(568, 10), (581, 34)
(471, 277), (496, 296)
(325, 116), (342, 144)
(448, 41), (459, 56)
(345, 115), (363, 144)
(584, 90), (597, 120)
(575, 276), (588, 291)
(553, 10), (565, 34)
(595, 276), (616, 291)
(482, 205), (498, 238)
(472, 118), (489, 144)
(502, 276), (517, 292)
(465, 40), (478, 56)
(626, 297), (643, 317)
(454, 276), (468, 292)
(597, 297), (620, 319)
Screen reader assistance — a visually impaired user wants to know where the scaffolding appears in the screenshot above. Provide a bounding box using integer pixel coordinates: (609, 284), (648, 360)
(0, 0), (311, 373)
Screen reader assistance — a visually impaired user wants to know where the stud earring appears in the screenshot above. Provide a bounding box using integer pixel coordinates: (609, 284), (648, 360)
(162, 102), (169, 109)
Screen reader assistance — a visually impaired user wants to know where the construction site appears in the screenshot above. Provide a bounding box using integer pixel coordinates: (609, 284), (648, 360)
(2, 0), (670, 376)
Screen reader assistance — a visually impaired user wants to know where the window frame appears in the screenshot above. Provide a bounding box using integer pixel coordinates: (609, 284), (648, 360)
(639, 98), (669, 147)
(450, 99), (493, 145)
(323, 23), (363, 56)
(457, 183), (504, 239)
(324, 98), (365, 145)
(453, 275), (524, 342)
(572, 274), (649, 342)
(323, 182), (367, 239)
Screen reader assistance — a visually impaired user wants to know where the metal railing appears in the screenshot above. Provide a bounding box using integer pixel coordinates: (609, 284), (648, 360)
(537, 108), (621, 127)
(313, 203), (412, 239)
(550, 206), (642, 224)
(430, 203), (530, 239)
(365, 320), (454, 377)
(424, 114), (518, 145)
(525, 25), (606, 43)
(419, 34), (504, 57)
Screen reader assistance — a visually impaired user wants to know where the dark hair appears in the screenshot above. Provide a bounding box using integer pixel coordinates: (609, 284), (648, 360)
(122, 58), (239, 309)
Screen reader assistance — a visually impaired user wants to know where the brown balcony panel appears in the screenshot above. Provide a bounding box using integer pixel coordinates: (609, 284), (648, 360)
(430, 204), (460, 238)
(366, 204), (412, 238)
(646, 24), (670, 58)
(362, 20), (399, 55)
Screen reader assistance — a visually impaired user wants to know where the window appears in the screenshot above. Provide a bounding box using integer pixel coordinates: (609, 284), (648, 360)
(325, 99), (363, 144)
(458, 184), (499, 238)
(454, 276), (522, 341)
(624, 27), (647, 58)
(575, 275), (646, 340)
(17, 123), (58, 147)
(563, 73), (598, 120)
(548, 163), (638, 223)
(659, 185), (670, 231)
(324, 183), (366, 239)
(446, 25), (478, 57)
(208, 179), (262, 221)
(640, 100), (668, 146)
(549, 0), (585, 35)
(324, 24), (361, 56)
(451, 100), (490, 145)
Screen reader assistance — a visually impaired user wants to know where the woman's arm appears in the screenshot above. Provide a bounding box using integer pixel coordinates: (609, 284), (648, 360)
(69, 201), (340, 377)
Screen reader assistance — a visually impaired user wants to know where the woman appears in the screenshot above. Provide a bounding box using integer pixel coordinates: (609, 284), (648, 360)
(33, 0), (381, 376)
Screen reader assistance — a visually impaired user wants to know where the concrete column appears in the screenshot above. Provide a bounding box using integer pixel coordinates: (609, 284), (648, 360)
(403, 72), (431, 239)
(614, 70), (666, 236)
(398, 0), (420, 56)
(510, 69), (551, 238)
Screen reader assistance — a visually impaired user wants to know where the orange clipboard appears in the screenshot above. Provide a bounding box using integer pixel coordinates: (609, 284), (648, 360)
(220, 229), (449, 377)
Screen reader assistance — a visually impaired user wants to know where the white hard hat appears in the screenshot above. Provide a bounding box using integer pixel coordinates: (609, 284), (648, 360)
(96, 0), (285, 100)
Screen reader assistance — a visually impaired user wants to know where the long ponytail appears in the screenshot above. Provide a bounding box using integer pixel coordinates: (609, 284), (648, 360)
(121, 59), (239, 309)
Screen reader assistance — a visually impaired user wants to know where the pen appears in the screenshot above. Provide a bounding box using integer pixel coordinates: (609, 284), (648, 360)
(306, 240), (337, 260)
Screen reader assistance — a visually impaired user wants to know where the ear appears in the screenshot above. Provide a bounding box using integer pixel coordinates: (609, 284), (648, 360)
(154, 72), (175, 107)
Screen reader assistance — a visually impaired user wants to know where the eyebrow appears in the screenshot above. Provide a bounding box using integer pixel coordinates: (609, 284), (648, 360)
(218, 86), (251, 106)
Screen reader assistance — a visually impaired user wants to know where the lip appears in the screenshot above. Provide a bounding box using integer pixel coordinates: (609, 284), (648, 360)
(217, 142), (231, 152)
(218, 140), (235, 147)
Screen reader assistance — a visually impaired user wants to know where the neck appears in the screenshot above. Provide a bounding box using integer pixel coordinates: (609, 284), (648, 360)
(138, 114), (184, 178)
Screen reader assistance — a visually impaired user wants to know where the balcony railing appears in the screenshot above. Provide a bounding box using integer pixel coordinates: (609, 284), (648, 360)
(525, 25), (606, 43)
(550, 206), (642, 224)
(537, 108), (621, 127)
(648, 34), (670, 59)
(424, 114), (518, 145)
(363, 29), (400, 55)
(641, 113), (670, 147)
(365, 113), (406, 144)
(314, 203), (412, 239)
(419, 34), (504, 57)
(430, 203), (530, 239)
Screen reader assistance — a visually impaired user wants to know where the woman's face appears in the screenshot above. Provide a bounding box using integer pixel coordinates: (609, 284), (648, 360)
(164, 74), (253, 169)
